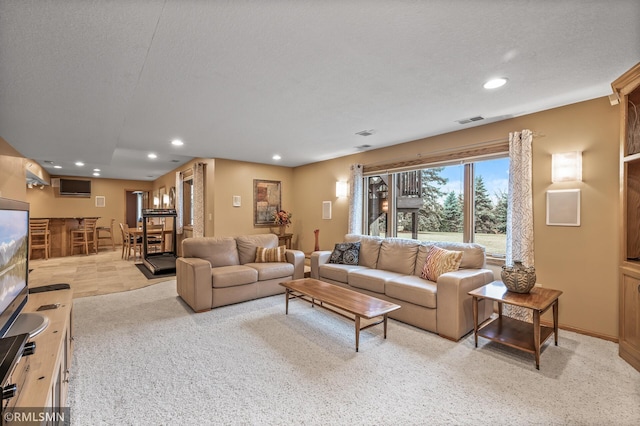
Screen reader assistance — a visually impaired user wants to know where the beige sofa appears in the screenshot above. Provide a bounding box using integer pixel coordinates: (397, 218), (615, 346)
(177, 234), (305, 312)
(311, 234), (494, 341)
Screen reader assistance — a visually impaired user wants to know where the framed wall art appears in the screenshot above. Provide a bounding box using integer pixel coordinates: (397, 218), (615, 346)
(254, 179), (281, 226)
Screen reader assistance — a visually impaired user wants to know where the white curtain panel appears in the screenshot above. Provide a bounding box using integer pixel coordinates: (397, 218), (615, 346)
(348, 164), (363, 234)
(193, 163), (205, 238)
(505, 129), (534, 322)
(175, 171), (183, 235)
(506, 129), (534, 268)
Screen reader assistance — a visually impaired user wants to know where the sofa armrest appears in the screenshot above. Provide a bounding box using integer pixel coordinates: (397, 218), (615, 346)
(176, 257), (213, 312)
(310, 251), (332, 279)
(436, 269), (494, 341)
(285, 249), (305, 279)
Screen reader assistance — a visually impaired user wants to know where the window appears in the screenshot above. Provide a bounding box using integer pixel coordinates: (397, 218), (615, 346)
(364, 157), (509, 257)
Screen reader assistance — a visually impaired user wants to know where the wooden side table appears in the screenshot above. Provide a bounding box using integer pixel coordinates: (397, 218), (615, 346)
(277, 233), (293, 249)
(469, 281), (563, 369)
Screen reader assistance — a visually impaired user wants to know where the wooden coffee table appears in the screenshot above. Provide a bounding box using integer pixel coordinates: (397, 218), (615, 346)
(469, 281), (562, 369)
(279, 278), (400, 352)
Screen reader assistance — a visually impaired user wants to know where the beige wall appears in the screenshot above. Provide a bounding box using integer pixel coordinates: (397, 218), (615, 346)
(212, 159), (294, 237)
(0, 137), (27, 201)
(26, 177), (153, 245)
(293, 97), (620, 339)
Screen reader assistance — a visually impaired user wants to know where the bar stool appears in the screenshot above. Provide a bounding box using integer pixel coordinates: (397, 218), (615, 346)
(96, 218), (115, 251)
(29, 219), (51, 260)
(70, 218), (98, 255)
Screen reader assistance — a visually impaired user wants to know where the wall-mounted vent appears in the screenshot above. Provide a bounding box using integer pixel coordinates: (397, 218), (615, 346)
(356, 129), (376, 136)
(456, 116), (484, 125)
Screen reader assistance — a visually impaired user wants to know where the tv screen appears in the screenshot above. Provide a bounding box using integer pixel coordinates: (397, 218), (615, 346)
(0, 198), (29, 337)
(59, 179), (91, 197)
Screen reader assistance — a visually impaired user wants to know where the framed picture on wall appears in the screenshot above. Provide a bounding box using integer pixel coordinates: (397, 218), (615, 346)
(254, 179), (281, 226)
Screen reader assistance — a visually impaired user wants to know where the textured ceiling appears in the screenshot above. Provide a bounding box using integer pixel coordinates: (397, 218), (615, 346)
(1, 1), (639, 181)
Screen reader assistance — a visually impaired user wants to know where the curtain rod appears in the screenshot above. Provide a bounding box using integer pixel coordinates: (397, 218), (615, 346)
(364, 131), (544, 169)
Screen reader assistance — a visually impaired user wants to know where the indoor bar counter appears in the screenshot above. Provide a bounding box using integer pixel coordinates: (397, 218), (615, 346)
(31, 217), (100, 258)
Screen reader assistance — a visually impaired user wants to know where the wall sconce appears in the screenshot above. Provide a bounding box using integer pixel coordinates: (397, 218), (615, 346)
(336, 181), (348, 198)
(153, 196), (160, 207)
(552, 151), (582, 182)
(162, 194), (169, 206)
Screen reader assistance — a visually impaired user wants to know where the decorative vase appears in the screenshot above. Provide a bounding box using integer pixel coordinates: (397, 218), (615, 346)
(313, 229), (320, 251)
(278, 225), (287, 236)
(501, 261), (536, 293)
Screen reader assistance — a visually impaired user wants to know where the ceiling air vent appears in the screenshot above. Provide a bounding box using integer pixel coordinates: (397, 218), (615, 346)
(355, 129), (376, 136)
(355, 144), (372, 150)
(456, 116), (484, 125)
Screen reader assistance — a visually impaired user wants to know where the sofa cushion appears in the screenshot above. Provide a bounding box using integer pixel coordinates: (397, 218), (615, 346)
(183, 237), (239, 267)
(345, 234), (382, 268)
(349, 269), (404, 294)
(236, 234), (279, 265)
(255, 245), (286, 263)
(319, 263), (369, 283)
(329, 242), (360, 265)
(434, 242), (486, 269)
(421, 245), (463, 281)
(386, 275), (437, 309)
(211, 265), (258, 288)
(377, 238), (420, 275)
(245, 262), (294, 281)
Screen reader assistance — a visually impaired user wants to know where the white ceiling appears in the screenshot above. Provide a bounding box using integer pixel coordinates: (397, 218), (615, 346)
(1, 1), (639, 182)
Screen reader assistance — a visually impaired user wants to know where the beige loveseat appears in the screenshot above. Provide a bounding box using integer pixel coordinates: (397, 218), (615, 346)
(177, 234), (305, 312)
(311, 234), (494, 341)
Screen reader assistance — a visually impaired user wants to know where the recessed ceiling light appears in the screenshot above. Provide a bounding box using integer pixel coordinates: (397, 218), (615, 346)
(54, 165), (62, 169)
(148, 153), (157, 159)
(75, 161), (84, 167)
(171, 139), (184, 146)
(93, 172), (100, 177)
(483, 78), (508, 89)
(272, 155), (281, 160)
(93, 168), (101, 172)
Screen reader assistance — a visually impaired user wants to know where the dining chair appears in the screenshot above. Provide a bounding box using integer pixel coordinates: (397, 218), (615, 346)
(119, 223), (141, 260)
(29, 218), (51, 260)
(69, 218), (98, 255)
(96, 218), (115, 251)
(147, 223), (164, 253)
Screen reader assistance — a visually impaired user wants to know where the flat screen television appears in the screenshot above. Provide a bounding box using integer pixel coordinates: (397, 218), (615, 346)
(0, 197), (29, 337)
(59, 178), (91, 197)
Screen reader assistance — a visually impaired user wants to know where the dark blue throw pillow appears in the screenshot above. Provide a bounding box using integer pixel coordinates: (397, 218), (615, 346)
(328, 242), (360, 265)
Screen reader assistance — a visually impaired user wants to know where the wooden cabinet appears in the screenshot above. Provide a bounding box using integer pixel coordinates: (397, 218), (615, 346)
(5, 289), (73, 423)
(612, 63), (640, 372)
(619, 269), (640, 370)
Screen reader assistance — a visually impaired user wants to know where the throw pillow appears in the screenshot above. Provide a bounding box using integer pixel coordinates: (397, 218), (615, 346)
(329, 242), (360, 265)
(421, 245), (463, 281)
(255, 245), (287, 263)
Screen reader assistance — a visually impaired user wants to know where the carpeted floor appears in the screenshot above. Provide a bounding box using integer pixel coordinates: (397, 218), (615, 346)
(68, 280), (640, 425)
